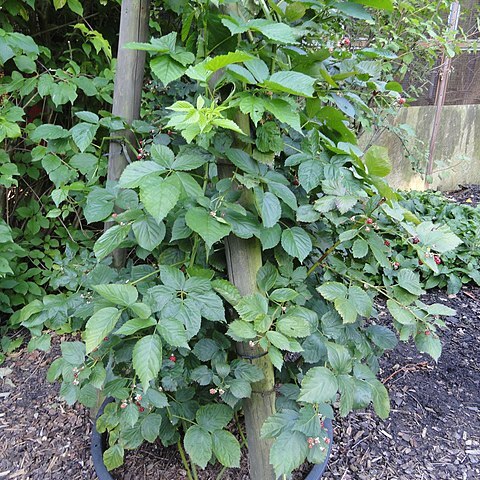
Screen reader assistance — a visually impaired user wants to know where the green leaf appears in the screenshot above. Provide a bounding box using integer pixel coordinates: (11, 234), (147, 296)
(132, 216), (166, 251)
(265, 98), (301, 132)
(157, 317), (190, 349)
(94, 224), (131, 260)
(84, 188), (115, 223)
(197, 404), (233, 432)
(354, 0), (393, 11)
(30, 124), (70, 142)
(364, 146), (391, 177)
(387, 300), (417, 325)
(212, 430), (241, 468)
(115, 317), (157, 336)
(366, 378), (390, 419)
(172, 145), (212, 171)
(292, 405), (323, 437)
(326, 343), (352, 374)
(263, 71), (315, 97)
(61, 341), (85, 365)
(211, 279), (241, 306)
(141, 413), (162, 443)
(269, 288), (298, 303)
(235, 293), (268, 322)
(103, 444), (124, 471)
(415, 331), (442, 361)
(150, 55), (185, 85)
(335, 2), (373, 21)
(397, 269), (425, 296)
(70, 122), (98, 153)
(184, 425), (212, 469)
(227, 320), (256, 341)
(205, 51), (254, 71)
(277, 315), (311, 338)
(270, 431), (308, 477)
(93, 284), (138, 306)
(298, 366), (338, 403)
(260, 191), (281, 228)
(119, 161), (164, 188)
(281, 227), (312, 262)
(145, 388), (169, 408)
(249, 19), (299, 44)
(140, 176), (180, 224)
(151, 144), (175, 168)
(334, 297), (358, 324)
(317, 282), (347, 301)
(67, 0), (84, 15)
(352, 238), (369, 258)
(348, 286), (372, 317)
(185, 207), (231, 250)
(84, 307), (121, 354)
(367, 325), (398, 350)
(298, 160), (323, 193)
(132, 334), (162, 391)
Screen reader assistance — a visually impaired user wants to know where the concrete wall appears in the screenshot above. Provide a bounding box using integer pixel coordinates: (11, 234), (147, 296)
(361, 104), (480, 191)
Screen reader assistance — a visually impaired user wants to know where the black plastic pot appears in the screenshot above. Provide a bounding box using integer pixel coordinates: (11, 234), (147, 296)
(91, 398), (334, 480)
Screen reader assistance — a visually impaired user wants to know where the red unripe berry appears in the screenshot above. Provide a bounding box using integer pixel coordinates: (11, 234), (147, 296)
(434, 255), (441, 265)
(393, 262), (400, 270)
(138, 406), (145, 412)
(412, 237), (420, 244)
(398, 97), (406, 105)
(425, 330), (431, 336)
(342, 37), (351, 46)
(366, 218), (373, 224)
(169, 355), (176, 362)
(418, 259), (424, 265)
(103, 337), (109, 341)
(292, 177), (299, 186)
(112, 213), (118, 218)
(384, 240), (390, 247)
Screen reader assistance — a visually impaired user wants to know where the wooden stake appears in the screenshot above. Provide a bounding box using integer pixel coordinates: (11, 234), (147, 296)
(106, 0), (150, 268)
(219, 113), (276, 480)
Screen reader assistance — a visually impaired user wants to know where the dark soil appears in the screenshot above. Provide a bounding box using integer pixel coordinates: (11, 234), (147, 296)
(445, 184), (480, 206)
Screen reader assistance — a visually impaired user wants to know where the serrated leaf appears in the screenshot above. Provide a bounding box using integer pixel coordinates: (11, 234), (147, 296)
(348, 286), (372, 317)
(334, 297), (358, 324)
(270, 431), (308, 477)
(184, 425), (212, 469)
(141, 413), (162, 442)
(116, 317), (157, 336)
(352, 238), (369, 258)
(70, 122), (98, 153)
(212, 430), (241, 467)
(61, 341), (85, 365)
(364, 145), (391, 177)
(397, 269), (425, 296)
(298, 160), (323, 193)
(84, 307), (121, 353)
(132, 334), (162, 391)
(211, 279), (241, 306)
(298, 366), (338, 403)
(281, 227), (312, 262)
(415, 331), (442, 361)
(263, 71), (315, 97)
(140, 176), (180, 224)
(185, 207), (231, 250)
(132, 216), (166, 251)
(260, 191), (282, 228)
(227, 320), (256, 341)
(151, 55), (185, 85)
(277, 315), (311, 338)
(103, 444), (124, 471)
(93, 284), (138, 306)
(157, 317), (190, 349)
(119, 161), (164, 188)
(196, 404), (233, 432)
(94, 224), (131, 260)
(387, 300), (417, 325)
(317, 282), (347, 301)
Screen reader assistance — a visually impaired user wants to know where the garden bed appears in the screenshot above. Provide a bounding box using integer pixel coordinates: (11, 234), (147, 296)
(0, 284), (478, 479)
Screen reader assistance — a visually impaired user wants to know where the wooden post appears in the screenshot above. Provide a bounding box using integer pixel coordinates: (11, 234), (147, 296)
(107, 0), (150, 268)
(219, 113), (277, 480)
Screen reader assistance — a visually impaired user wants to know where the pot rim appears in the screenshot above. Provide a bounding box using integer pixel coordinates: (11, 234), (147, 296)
(91, 398), (334, 480)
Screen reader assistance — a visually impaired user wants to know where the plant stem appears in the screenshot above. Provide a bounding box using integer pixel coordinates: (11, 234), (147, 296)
(177, 439), (195, 480)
